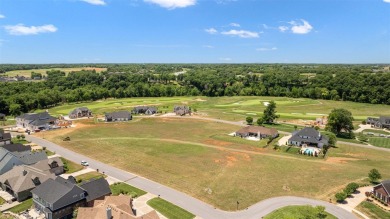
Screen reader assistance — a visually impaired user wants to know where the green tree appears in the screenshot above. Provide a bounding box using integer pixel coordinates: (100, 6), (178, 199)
(357, 133), (368, 142)
(9, 103), (22, 116)
(323, 132), (337, 146)
(315, 206), (327, 219)
(246, 116), (253, 125)
(256, 118), (264, 126)
(368, 169), (382, 182)
(326, 108), (354, 135)
(335, 192), (347, 202)
(262, 101), (279, 124)
(344, 183), (359, 195)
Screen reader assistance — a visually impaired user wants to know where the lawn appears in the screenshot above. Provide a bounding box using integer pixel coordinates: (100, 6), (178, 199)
(356, 201), (390, 219)
(362, 129), (390, 135)
(147, 197), (195, 219)
(4, 67), (107, 77)
(42, 118), (390, 210)
(263, 205), (337, 219)
(45, 149), (55, 156)
(368, 137), (390, 148)
(9, 198), (33, 213)
(75, 171), (106, 183)
(60, 157), (84, 173)
(110, 182), (147, 197)
(0, 197), (5, 205)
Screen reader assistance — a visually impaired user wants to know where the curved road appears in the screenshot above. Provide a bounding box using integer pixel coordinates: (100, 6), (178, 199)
(26, 135), (357, 219)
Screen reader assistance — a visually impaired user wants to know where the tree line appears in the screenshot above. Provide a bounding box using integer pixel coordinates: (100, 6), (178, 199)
(0, 64), (389, 116)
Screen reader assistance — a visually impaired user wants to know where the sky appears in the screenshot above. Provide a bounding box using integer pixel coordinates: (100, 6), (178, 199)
(0, 0), (389, 64)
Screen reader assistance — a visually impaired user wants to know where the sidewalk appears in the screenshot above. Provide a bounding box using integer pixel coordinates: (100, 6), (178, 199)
(337, 186), (371, 219)
(133, 193), (167, 219)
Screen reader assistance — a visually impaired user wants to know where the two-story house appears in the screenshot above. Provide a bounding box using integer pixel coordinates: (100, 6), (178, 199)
(288, 127), (329, 148)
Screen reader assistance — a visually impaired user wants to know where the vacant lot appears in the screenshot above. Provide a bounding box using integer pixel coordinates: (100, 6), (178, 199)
(4, 67), (107, 77)
(42, 118), (390, 210)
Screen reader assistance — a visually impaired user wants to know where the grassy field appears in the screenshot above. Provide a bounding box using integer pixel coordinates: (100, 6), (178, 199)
(42, 96), (390, 122)
(4, 67), (107, 77)
(9, 198), (33, 213)
(75, 172), (106, 183)
(263, 205), (337, 219)
(41, 118), (390, 210)
(0, 197), (5, 205)
(356, 201), (390, 219)
(60, 157), (84, 173)
(362, 129), (390, 135)
(110, 182), (147, 197)
(147, 197), (195, 219)
(368, 137), (390, 148)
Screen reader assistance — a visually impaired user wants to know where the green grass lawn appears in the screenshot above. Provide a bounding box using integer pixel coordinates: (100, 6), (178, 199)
(362, 129), (390, 135)
(44, 149), (55, 156)
(0, 197), (5, 205)
(368, 137), (390, 148)
(264, 205), (337, 219)
(42, 118), (390, 210)
(147, 197), (195, 219)
(60, 157), (84, 173)
(9, 198), (33, 213)
(356, 201), (390, 219)
(11, 137), (29, 144)
(75, 172), (106, 183)
(262, 123), (302, 133)
(110, 182), (146, 198)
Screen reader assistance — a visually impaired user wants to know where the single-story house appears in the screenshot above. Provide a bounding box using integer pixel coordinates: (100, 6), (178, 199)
(366, 116), (390, 129)
(288, 127), (329, 148)
(366, 117), (379, 125)
(0, 130), (11, 146)
(105, 111), (132, 122)
(235, 126), (279, 139)
(0, 147), (47, 175)
(132, 106), (157, 115)
(77, 195), (161, 219)
(174, 106), (191, 116)
(0, 164), (56, 202)
(16, 112), (57, 131)
(32, 177), (111, 219)
(373, 180), (390, 205)
(69, 107), (92, 119)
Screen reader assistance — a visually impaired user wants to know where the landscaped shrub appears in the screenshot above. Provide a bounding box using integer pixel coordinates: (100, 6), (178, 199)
(335, 192), (347, 202)
(344, 182), (359, 195)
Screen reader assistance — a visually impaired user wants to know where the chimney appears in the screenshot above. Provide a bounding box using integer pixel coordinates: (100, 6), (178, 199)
(106, 207), (112, 219)
(22, 170), (27, 176)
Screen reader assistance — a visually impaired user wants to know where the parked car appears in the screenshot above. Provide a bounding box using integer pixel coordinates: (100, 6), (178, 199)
(81, 161), (89, 166)
(366, 132), (374, 135)
(379, 134), (386, 137)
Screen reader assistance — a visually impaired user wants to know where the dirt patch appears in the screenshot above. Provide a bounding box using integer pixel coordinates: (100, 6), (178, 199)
(226, 156), (237, 167)
(37, 121), (90, 139)
(203, 139), (233, 147)
(214, 159), (221, 163)
(231, 151), (251, 161)
(194, 98), (206, 102)
(326, 157), (360, 164)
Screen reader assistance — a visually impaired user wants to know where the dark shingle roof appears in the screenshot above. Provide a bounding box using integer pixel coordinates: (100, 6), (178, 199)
(379, 116), (390, 125)
(0, 130), (11, 141)
(16, 151), (47, 165)
(381, 180), (390, 195)
(236, 126), (278, 136)
(31, 177), (85, 211)
(105, 111), (131, 120)
(2, 144), (31, 153)
(79, 177), (111, 202)
(289, 127), (329, 145)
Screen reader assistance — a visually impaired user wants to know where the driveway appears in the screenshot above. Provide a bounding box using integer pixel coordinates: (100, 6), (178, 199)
(25, 135), (357, 219)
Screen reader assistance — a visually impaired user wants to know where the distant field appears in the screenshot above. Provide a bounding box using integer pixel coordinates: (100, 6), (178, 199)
(4, 67), (107, 77)
(42, 96), (390, 122)
(42, 118), (390, 210)
(368, 137), (390, 148)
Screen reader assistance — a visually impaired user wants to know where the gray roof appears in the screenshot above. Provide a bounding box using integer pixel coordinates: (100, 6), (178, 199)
(380, 180), (390, 195)
(17, 112), (52, 121)
(289, 127), (329, 145)
(2, 144), (31, 153)
(79, 177), (111, 202)
(105, 111), (131, 120)
(0, 130), (11, 141)
(30, 157), (63, 172)
(32, 177), (85, 211)
(0, 165), (55, 193)
(379, 116), (390, 125)
(16, 151), (47, 165)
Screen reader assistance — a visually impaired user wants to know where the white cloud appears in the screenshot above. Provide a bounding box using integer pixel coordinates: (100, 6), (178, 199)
(256, 47), (278, 51)
(221, 29), (259, 38)
(0, 14), (5, 19)
(384, 0), (390, 3)
(203, 45), (214, 48)
(278, 26), (289, 32)
(230, 23), (240, 27)
(290, 19), (313, 34)
(4, 24), (58, 35)
(144, 0), (196, 9)
(81, 0), (106, 5)
(216, 0), (237, 4)
(205, 28), (218, 34)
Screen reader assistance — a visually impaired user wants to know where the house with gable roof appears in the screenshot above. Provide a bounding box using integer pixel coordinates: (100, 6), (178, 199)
(288, 127), (329, 148)
(16, 112), (57, 131)
(373, 180), (390, 205)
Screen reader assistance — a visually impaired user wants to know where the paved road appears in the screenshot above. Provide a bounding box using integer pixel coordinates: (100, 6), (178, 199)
(26, 135), (357, 219)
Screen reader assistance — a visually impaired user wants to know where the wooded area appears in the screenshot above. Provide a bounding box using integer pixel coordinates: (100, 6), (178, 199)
(1, 64), (389, 115)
